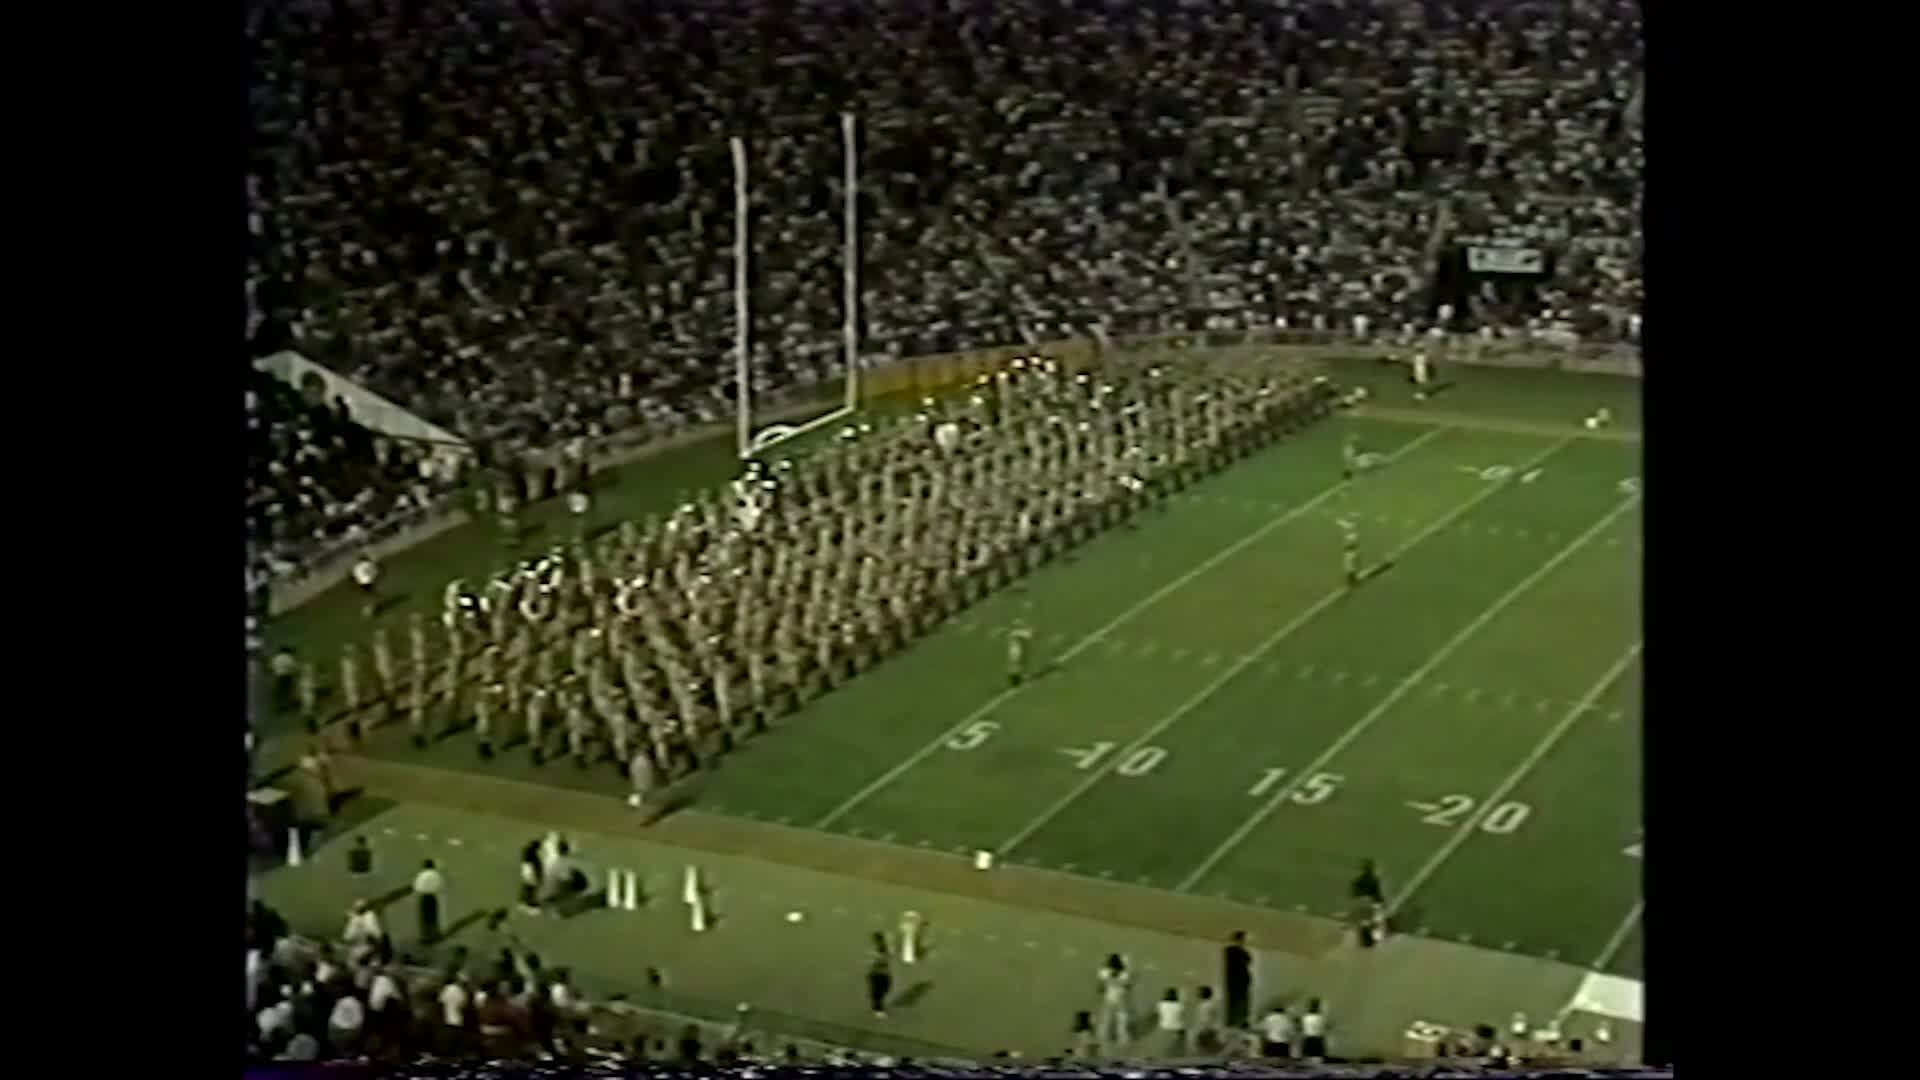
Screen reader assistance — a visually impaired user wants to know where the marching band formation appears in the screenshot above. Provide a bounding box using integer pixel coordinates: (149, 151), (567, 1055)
(301, 353), (1341, 800)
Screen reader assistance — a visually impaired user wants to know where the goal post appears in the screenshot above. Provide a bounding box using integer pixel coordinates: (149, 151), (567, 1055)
(734, 113), (862, 460)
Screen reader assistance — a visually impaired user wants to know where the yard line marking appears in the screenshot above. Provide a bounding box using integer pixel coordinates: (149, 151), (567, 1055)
(1591, 899), (1645, 971)
(811, 428), (1450, 828)
(1179, 484), (1633, 891)
(1000, 439), (1581, 857)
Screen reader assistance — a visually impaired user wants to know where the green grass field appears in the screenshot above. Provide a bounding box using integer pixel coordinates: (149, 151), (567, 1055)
(259, 358), (1644, 1053)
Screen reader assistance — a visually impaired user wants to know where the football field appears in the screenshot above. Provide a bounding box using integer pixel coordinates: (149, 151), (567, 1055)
(261, 358), (1644, 1013)
(688, 413), (1643, 974)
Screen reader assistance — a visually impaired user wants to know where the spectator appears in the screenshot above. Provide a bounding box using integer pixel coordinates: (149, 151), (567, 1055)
(1259, 1003), (1294, 1059)
(1301, 998), (1329, 1061)
(413, 859), (444, 945)
(1096, 954), (1132, 1053)
(327, 991), (366, 1053)
(1068, 1010), (1097, 1058)
(1191, 986), (1222, 1053)
(1156, 987), (1188, 1056)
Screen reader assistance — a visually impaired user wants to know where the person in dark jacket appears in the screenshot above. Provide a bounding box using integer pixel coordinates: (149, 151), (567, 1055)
(1222, 931), (1253, 1030)
(866, 932), (893, 1018)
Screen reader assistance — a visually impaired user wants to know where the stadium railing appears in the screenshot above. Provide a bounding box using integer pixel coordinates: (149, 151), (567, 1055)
(261, 328), (1638, 615)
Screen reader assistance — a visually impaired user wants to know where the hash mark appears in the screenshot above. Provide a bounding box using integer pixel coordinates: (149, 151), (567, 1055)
(777, 816), (792, 825)
(1264, 663), (1278, 676)
(1023, 940), (1039, 950)
(1137, 876), (1153, 885)
(1608, 709), (1624, 723)
(1329, 670), (1348, 686)
(417, 833), (431, 842)
(1254, 895), (1270, 905)
(1098, 869), (1113, 878)
(916, 839), (930, 847)
(1514, 528), (1530, 540)
(1501, 693), (1517, 709)
(1432, 682), (1451, 697)
(1504, 941), (1518, 951)
(1295, 903), (1308, 912)
(1362, 672), (1380, 687)
(1171, 648), (1190, 662)
(1464, 688), (1481, 704)
(447, 837), (463, 847)
(1485, 523), (1502, 536)
(383, 827), (397, 836)
(1417, 925), (1430, 935)
(1061, 862), (1076, 872)
(1298, 664), (1316, 680)
(1546, 949), (1560, 960)
(1460, 932), (1474, 944)
(847, 827), (865, 837)
(1536, 700), (1551, 714)
(983, 933), (999, 943)
(832, 906), (848, 916)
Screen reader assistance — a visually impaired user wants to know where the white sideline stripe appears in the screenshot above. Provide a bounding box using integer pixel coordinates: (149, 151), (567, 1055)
(1384, 641), (1643, 918)
(1177, 485), (1637, 891)
(998, 436), (1577, 855)
(811, 426), (1450, 828)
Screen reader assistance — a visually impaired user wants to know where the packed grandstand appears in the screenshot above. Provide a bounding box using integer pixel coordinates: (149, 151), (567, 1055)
(246, 0), (1641, 590)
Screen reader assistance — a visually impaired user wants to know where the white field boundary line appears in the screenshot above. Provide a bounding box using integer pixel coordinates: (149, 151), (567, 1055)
(1177, 491), (1643, 892)
(996, 434), (1583, 856)
(810, 425), (1452, 829)
(1383, 641), (1643, 920)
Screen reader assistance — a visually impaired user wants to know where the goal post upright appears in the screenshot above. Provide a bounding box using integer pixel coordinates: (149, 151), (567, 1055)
(732, 136), (752, 460)
(842, 111), (860, 415)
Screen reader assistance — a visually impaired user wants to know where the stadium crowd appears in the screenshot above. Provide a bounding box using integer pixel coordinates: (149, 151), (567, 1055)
(246, 366), (463, 581)
(245, 0), (1643, 573)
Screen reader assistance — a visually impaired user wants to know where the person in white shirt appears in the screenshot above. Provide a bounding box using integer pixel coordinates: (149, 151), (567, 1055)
(342, 901), (383, 964)
(1190, 986), (1222, 1053)
(246, 949), (266, 1013)
(257, 990), (295, 1044)
(328, 993), (366, 1050)
(1259, 1004), (1294, 1059)
(413, 859), (445, 945)
(439, 976), (470, 1028)
(352, 553), (380, 618)
(1299, 999), (1328, 1060)
(1155, 987), (1187, 1056)
(1095, 954), (1132, 1053)
(368, 968), (402, 1018)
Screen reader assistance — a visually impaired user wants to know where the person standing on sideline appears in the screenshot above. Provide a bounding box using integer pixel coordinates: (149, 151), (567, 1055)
(866, 932), (893, 1018)
(518, 838), (544, 915)
(414, 859), (446, 945)
(1069, 1011), (1097, 1058)
(1095, 953), (1133, 1053)
(1191, 986), (1222, 1054)
(347, 836), (373, 877)
(1156, 987), (1188, 1056)
(1222, 932), (1253, 1031)
(1299, 999), (1329, 1061)
(1259, 1003), (1294, 1058)
(352, 551), (380, 618)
